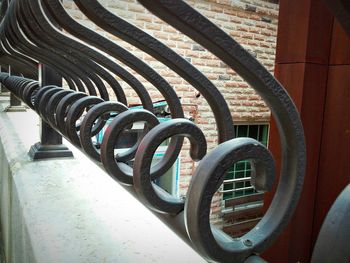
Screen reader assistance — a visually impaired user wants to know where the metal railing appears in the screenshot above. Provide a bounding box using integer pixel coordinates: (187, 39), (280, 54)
(0, 0), (308, 262)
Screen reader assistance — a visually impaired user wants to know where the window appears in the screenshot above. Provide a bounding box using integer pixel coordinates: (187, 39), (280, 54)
(222, 124), (269, 200)
(219, 124), (269, 237)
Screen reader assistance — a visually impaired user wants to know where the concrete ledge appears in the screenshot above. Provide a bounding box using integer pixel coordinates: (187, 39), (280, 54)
(0, 99), (204, 263)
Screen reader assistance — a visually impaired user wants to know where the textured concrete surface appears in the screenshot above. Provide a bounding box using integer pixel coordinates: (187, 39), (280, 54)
(0, 99), (204, 263)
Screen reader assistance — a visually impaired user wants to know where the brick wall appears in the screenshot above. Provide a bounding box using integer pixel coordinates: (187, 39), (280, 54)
(62, 0), (278, 221)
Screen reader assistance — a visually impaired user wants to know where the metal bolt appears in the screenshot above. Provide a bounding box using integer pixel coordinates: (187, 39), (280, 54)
(244, 239), (253, 247)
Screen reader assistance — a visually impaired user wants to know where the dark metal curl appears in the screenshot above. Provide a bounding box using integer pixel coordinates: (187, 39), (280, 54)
(42, 0), (154, 113)
(55, 92), (87, 134)
(33, 85), (60, 112)
(133, 119), (207, 215)
(22, 82), (40, 109)
(65, 96), (104, 147)
(100, 109), (160, 185)
(46, 89), (75, 128)
(74, 0), (234, 144)
(79, 101), (128, 162)
(138, 1), (306, 261)
(46, 0), (186, 173)
(185, 138), (275, 262)
(311, 184), (350, 263)
(37, 87), (64, 120)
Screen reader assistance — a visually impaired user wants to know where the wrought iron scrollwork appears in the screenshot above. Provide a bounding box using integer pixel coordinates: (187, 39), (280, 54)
(0, 0), (306, 262)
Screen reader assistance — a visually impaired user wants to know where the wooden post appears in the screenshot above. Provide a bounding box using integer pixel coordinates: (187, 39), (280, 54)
(263, 0), (350, 261)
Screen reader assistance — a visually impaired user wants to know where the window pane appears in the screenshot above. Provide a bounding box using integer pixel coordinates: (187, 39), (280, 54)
(237, 125), (248, 137)
(235, 161), (245, 171)
(248, 125), (258, 139)
(235, 171), (245, 179)
(235, 182), (244, 188)
(258, 125), (269, 146)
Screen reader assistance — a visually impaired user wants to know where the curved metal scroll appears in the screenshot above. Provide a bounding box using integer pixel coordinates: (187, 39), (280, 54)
(136, 1), (305, 261)
(0, 1), (306, 262)
(311, 184), (350, 263)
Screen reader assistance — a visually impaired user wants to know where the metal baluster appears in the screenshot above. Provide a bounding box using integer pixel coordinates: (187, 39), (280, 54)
(28, 64), (73, 160)
(0, 66), (9, 95)
(4, 66), (26, 112)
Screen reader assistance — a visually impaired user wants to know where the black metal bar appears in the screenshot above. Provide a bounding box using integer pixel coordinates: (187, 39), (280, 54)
(9, 93), (21, 106)
(311, 184), (350, 262)
(4, 66), (26, 111)
(0, 66), (9, 94)
(28, 64), (73, 160)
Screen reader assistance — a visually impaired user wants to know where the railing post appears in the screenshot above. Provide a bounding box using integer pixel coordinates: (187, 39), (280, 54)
(4, 66), (27, 112)
(29, 64), (73, 160)
(0, 66), (10, 94)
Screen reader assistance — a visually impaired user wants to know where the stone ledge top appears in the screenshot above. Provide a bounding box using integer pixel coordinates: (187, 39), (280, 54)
(0, 99), (204, 263)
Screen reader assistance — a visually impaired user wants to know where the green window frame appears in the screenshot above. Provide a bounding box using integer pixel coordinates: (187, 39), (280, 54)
(222, 124), (269, 200)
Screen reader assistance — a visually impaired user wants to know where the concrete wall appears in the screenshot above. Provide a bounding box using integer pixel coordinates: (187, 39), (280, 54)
(0, 99), (204, 263)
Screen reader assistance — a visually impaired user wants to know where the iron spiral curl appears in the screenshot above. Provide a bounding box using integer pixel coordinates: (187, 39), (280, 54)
(0, 0), (306, 262)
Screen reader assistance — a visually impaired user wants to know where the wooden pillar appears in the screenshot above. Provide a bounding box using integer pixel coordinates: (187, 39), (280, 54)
(262, 0), (345, 261)
(311, 20), (350, 247)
